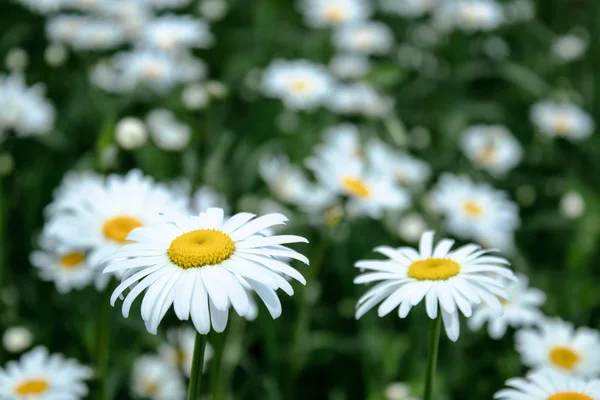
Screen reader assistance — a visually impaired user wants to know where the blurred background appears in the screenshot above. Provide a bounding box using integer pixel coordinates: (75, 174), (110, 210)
(1, 0), (599, 399)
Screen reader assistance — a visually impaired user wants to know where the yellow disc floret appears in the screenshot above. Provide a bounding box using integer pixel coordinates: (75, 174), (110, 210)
(103, 216), (143, 243)
(549, 346), (580, 370)
(407, 258), (461, 281)
(167, 229), (235, 269)
(14, 379), (49, 395)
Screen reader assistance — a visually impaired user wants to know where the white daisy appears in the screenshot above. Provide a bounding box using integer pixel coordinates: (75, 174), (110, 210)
(328, 82), (394, 117)
(552, 34), (587, 63)
(434, 0), (504, 32)
(103, 208), (309, 334)
(329, 53), (371, 79)
(531, 101), (594, 141)
(333, 21), (394, 55)
(131, 355), (185, 400)
(0, 346), (92, 399)
(14, 0), (64, 13)
(299, 0), (372, 27)
(158, 326), (214, 377)
(192, 186), (229, 215)
(259, 154), (312, 204)
(312, 123), (363, 164)
(430, 174), (520, 250)
(140, 15), (214, 52)
(380, 0), (436, 18)
(495, 370), (600, 400)
(146, 109), (192, 151)
(460, 125), (523, 176)
(44, 170), (104, 216)
(261, 59), (335, 110)
(516, 318), (600, 378)
(469, 274), (546, 339)
(366, 138), (431, 187)
(354, 231), (515, 341)
(54, 18), (127, 51)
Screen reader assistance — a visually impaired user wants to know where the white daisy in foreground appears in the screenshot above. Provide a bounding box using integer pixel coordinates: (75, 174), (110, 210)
(30, 243), (95, 294)
(0, 346), (92, 399)
(104, 208), (309, 334)
(131, 355), (185, 400)
(531, 101), (594, 141)
(354, 231), (515, 341)
(261, 59), (335, 110)
(333, 21), (394, 55)
(469, 274), (545, 339)
(495, 369), (600, 400)
(159, 326), (213, 377)
(299, 0), (371, 27)
(461, 125), (523, 176)
(516, 318), (600, 378)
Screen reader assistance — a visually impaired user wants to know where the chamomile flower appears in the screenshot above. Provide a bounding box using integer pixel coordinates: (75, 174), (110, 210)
(330, 53), (371, 79)
(380, 0), (436, 18)
(531, 101), (594, 141)
(140, 15), (214, 52)
(366, 139), (431, 187)
(328, 82), (394, 117)
(261, 59), (335, 111)
(58, 18), (127, 51)
(460, 125), (523, 176)
(434, 0), (504, 32)
(552, 34), (587, 63)
(0, 346), (92, 399)
(430, 174), (520, 249)
(299, 0), (372, 27)
(131, 355), (185, 400)
(104, 208), (309, 334)
(146, 109), (192, 151)
(354, 231), (515, 341)
(333, 21), (394, 55)
(192, 186), (229, 215)
(313, 123), (363, 163)
(30, 244), (95, 294)
(159, 326), (213, 377)
(516, 319), (600, 378)
(469, 274), (546, 339)
(495, 370), (600, 400)
(259, 154), (312, 204)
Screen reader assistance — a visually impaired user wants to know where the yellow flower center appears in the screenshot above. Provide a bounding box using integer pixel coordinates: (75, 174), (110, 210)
(60, 252), (86, 268)
(323, 205), (343, 227)
(548, 394), (593, 400)
(167, 229), (235, 269)
(407, 258), (461, 281)
(290, 79), (309, 93)
(553, 114), (572, 135)
(103, 216), (143, 243)
(342, 177), (370, 198)
(479, 145), (496, 164)
(144, 381), (159, 394)
(14, 379), (49, 395)
(324, 6), (345, 23)
(175, 350), (185, 366)
(549, 346), (580, 370)
(462, 201), (484, 218)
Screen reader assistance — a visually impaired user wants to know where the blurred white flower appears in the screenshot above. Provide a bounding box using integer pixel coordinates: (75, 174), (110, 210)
(560, 191), (585, 219)
(469, 274), (545, 339)
(299, 0), (372, 27)
(397, 213), (427, 243)
(147, 109), (192, 151)
(140, 15), (214, 52)
(182, 83), (210, 110)
(503, 0), (536, 23)
(99, 0), (153, 38)
(111, 50), (180, 93)
(205, 80), (228, 98)
(44, 43), (68, 67)
(47, 16), (127, 50)
(333, 21), (394, 55)
(260, 154), (314, 204)
(328, 82), (394, 117)
(2, 326), (33, 353)
(313, 123), (362, 163)
(552, 34), (587, 63)
(516, 318), (600, 378)
(461, 125), (523, 176)
(0, 346), (92, 398)
(115, 117), (148, 150)
(385, 382), (421, 400)
(192, 185), (229, 215)
(366, 139), (431, 186)
(131, 355), (185, 400)
(14, 0), (64, 13)
(45, 170), (104, 216)
(380, 0), (435, 18)
(495, 370), (600, 400)
(5, 48), (28, 72)
(261, 59), (335, 111)
(159, 327), (214, 377)
(0, 73), (55, 138)
(531, 101), (594, 141)
(434, 0), (504, 32)
(330, 53), (371, 79)
(200, 0), (228, 20)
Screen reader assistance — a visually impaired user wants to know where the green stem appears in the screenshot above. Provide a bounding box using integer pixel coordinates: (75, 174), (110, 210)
(188, 332), (208, 400)
(96, 288), (111, 400)
(423, 313), (442, 400)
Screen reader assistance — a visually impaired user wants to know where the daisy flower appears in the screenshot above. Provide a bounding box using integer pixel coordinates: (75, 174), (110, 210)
(552, 34), (587, 63)
(104, 208), (309, 334)
(333, 21), (394, 55)
(259, 154), (313, 204)
(261, 59), (335, 111)
(495, 369), (600, 400)
(140, 15), (214, 52)
(330, 53), (371, 79)
(460, 125), (523, 176)
(434, 0), (504, 32)
(354, 231), (515, 341)
(328, 82), (394, 117)
(516, 318), (600, 377)
(469, 274), (546, 339)
(131, 355), (185, 400)
(366, 139), (431, 187)
(531, 101), (594, 141)
(299, 0), (372, 27)
(0, 346), (92, 399)
(159, 326), (214, 377)
(311, 123), (363, 163)
(146, 109), (192, 151)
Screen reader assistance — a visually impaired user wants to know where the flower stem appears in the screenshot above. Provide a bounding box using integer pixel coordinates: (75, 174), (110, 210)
(423, 313), (442, 400)
(188, 332), (208, 400)
(96, 288), (111, 400)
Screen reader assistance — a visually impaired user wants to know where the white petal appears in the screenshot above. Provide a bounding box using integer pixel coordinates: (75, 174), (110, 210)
(441, 310), (460, 342)
(419, 231), (435, 258)
(221, 212), (256, 234)
(190, 273), (211, 334)
(200, 267), (230, 311)
(229, 214), (288, 241)
(247, 278), (282, 319)
(209, 298), (229, 332)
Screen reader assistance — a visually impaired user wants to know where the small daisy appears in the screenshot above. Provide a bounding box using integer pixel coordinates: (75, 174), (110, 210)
(430, 174), (520, 249)
(552, 34), (587, 63)
(469, 274), (546, 339)
(192, 186), (229, 215)
(434, 0), (504, 32)
(259, 154), (313, 204)
(140, 15), (214, 52)
(146, 109), (192, 151)
(131, 355), (185, 400)
(66, 19), (127, 51)
(312, 123), (363, 163)
(104, 208), (309, 334)
(299, 0), (372, 27)
(261, 59), (335, 111)
(366, 139), (431, 187)
(0, 346), (92, 399)
(159, 327), (214, 377)
(354, 231), (515, 341)
(495, 369), (600, 400)
(380, 0), (436, 18)
(531, 101), (594, 141)
(330, 53), (371, 79)
(112, 49), (181, 94)
(333, 21), (394, 55)
(460, 125), (523, 176)
(328, 82), (394, 117)
(516, 318), (600, 378)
